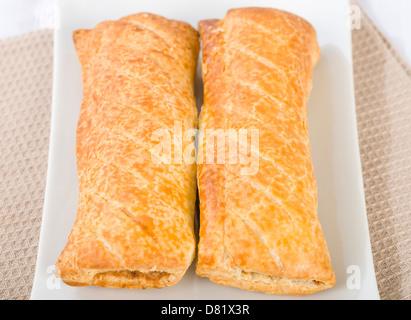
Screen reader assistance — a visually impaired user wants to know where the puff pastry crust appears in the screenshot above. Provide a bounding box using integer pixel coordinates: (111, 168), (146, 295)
(56, 13), (199, 288)
(196, 8), (336, 295)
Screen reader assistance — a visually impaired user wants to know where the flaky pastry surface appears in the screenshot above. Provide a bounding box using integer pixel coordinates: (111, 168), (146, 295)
(196, 8), (336, 295)
(56, 13), (199, 289)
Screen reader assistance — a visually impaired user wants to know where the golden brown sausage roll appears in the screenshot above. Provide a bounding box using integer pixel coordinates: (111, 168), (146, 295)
(196, 8), (336, 295)
(56, 13), (199, 289)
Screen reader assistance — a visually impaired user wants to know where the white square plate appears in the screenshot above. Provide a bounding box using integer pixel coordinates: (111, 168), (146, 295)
(31, 0), (379, 300)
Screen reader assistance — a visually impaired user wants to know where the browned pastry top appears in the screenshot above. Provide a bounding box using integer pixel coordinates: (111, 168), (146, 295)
(56, 13), (199, 289)
(196, 7), (336, 295)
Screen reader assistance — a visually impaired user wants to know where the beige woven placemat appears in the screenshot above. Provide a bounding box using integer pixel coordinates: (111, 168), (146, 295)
(0, 30), (53, 300)
(0, 6), (410, 300)
(352, 9), (411, 300)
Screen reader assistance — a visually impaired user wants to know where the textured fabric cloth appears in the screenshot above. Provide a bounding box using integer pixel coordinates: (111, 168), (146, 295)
(0, 30), (53, 300)
(352, 10), (411, 301)
(0, 5), (410, 300)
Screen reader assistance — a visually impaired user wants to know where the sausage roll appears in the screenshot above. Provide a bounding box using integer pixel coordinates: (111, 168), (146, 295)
(56, 13), (200, 289)
(196, 7), (336, 295)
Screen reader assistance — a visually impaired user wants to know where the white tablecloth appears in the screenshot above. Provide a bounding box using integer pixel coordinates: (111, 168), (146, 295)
(0, 0), (410, 65)
(358, 0), (411, 65)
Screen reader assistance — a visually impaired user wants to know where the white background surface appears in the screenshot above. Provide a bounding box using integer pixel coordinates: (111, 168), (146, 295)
(30, 0), (379, 300)
(0, 0), (410, 66)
